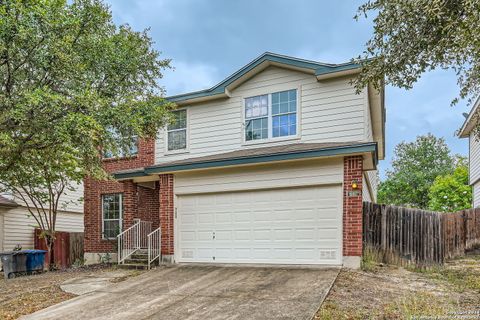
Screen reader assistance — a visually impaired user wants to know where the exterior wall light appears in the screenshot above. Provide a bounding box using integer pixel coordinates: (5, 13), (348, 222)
(351, 180), (359, 190)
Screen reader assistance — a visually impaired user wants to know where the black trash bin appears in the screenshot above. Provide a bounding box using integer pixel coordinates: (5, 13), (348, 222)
(1, 251), (28, 279)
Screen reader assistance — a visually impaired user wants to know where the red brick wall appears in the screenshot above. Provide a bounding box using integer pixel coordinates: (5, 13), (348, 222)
(84, 139), (156, 253)
(159, 174), (174, 256)
(343, 156), (363, 257)
(137, 183), (160, 230)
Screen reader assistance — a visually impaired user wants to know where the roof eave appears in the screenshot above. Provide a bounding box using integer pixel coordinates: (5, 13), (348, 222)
(114, 143), (378, 180)
(315, 66), (361, 80)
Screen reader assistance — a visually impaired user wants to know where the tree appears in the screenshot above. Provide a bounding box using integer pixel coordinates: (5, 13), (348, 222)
(0, 0), (173, 267)
(378, 134), (455, 208)
(0, 144), (83, 265)
(428, 158), (472, 212)
(354, 1), (480, 106)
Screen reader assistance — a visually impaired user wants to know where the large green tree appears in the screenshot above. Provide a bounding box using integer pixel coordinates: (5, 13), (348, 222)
(354, 0), (480, 106)
(428, 158), (472, 212)
(378, 134), (455, 208)
(0, 0), (173, 265)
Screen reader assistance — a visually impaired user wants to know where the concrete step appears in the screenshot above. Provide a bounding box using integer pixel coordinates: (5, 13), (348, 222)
(124, 258), (148, 265)
(130, 254), (148, 260)
(117, 263), (149, 270)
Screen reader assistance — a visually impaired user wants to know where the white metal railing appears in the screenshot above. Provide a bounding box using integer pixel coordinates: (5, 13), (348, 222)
(147, 227), (161, 269)
(117, 220), (152, 264)
(138, 221), (152, 249)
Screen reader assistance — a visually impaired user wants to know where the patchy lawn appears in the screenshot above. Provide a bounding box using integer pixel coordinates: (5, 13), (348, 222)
(315, 254), (480, 319)
(0, 264), (146, 320)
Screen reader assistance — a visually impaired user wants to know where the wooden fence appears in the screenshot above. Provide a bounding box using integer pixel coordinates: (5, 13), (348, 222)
(363, 202), (480, 267)
(34, 229), (84, 269)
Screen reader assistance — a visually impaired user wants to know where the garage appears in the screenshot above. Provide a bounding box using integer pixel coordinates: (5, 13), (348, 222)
(176, 184), (342, 265)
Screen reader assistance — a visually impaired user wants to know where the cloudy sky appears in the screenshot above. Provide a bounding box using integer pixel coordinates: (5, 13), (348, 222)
(106, 0), (471, 178)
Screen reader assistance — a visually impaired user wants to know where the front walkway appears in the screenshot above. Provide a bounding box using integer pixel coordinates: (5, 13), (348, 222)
(23, 265), (339, 320)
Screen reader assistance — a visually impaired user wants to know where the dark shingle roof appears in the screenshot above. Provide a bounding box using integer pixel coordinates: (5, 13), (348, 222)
(114, 142), (377, 179)
(0, 195), (18, 207)
(149, 142), (354, 168)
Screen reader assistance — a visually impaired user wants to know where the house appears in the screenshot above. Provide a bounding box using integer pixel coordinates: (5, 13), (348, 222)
(83, 52), (385, 268)
(458, 98), (480, 207)
(0, 188), (84, 253)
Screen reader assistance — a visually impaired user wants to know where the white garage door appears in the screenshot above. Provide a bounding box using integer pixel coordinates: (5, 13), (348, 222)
(176, 185), (342, 265)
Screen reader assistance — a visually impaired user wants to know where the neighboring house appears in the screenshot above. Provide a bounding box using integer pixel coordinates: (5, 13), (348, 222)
(458, 98), (480, 207)
(84, 52), (385, 268)
(0, 185), (84, 253)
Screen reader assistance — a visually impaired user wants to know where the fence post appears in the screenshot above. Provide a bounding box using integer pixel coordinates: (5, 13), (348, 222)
(381, 204), (387, 253)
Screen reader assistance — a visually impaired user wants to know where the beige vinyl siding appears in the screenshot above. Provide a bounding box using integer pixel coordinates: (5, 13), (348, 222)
(0, 206), (83, 251)
(362, 175), (372, 202)
(365, 170), (379, 202)
(0, 212), (3, 252)
(470, 133), (480, 185)
(473, 182), (480, 208)
(174, 158), (343, 195)
(364, 89), (374, 142)
(12, 181), (84, 214)
(156, 66), (368, 164)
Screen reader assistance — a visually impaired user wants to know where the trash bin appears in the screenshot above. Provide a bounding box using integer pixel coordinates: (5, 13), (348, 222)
(0, 250), (47, 279)
(0, 251), (28, 279)
(24, 250), (47, 273)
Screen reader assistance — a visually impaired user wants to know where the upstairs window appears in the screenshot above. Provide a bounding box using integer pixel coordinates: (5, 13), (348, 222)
(103, 129), (138, 159)
(272, 90), (297, 137)
(245, 89), (297, 142)
(167, 109), (187, 151)
(102, 193), (122, 239)
(245, 94), (268, 141)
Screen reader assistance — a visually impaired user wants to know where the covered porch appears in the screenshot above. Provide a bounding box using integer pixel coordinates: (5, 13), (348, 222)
(115, 176), (173, 268)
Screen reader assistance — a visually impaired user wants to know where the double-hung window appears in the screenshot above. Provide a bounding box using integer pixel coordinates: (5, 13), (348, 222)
(103, 128), (138, 159)
(102, 194), (122, 239)
(245, 89), (297, 142)
(245, 94), (269, 141)
(167, 110), (187, 151)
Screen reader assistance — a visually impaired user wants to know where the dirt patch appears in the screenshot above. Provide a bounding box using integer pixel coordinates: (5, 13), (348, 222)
(315, 254), (480, 319)
(0, 264), (145, 320)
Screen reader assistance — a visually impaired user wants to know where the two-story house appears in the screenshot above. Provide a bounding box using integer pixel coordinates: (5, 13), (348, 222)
(458, 98), (480, 207)
(83, 53), (385, 269)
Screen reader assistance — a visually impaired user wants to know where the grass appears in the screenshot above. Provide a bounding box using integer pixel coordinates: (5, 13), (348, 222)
(317, 292), (450, 320)
(361, 247), (379, 272)
(414, 266), (480, 293)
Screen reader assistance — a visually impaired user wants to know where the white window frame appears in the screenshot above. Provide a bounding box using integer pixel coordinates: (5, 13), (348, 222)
(242, 87), (300, 145)
(165, 108), (189, 154)
(101, 193), (123, 240)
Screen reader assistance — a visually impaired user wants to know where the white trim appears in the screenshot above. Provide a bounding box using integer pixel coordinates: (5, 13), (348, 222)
(241, 86), (301, 146)
(101, 193), (123, 240)
(165, 108), (190, 155)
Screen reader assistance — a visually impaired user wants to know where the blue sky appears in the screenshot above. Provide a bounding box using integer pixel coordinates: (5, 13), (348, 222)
(106, 0), (470, 179)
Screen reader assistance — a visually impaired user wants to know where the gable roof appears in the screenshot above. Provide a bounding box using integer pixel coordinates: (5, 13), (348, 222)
(167, 52), (362, 105)
(458, 97), (480, 138)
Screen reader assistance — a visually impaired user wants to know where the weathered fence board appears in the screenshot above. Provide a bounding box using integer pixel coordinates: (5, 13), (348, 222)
(34, 229), (84, 269)
(363, 203), (480, 267)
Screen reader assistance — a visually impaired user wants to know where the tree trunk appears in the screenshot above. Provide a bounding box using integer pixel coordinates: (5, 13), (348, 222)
(44, 233), (56, 271)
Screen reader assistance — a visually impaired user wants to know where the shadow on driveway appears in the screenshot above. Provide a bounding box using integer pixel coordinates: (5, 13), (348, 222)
(22, 265), (339, 320)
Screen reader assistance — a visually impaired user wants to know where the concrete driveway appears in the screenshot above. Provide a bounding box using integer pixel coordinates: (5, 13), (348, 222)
(23, 265), (339, 320)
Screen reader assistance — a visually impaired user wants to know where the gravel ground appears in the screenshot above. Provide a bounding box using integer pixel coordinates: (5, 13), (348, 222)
(0, 264), (145, 320)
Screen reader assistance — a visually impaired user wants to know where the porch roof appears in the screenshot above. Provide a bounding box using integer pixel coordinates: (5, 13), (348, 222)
(113, 142), (378, 180)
